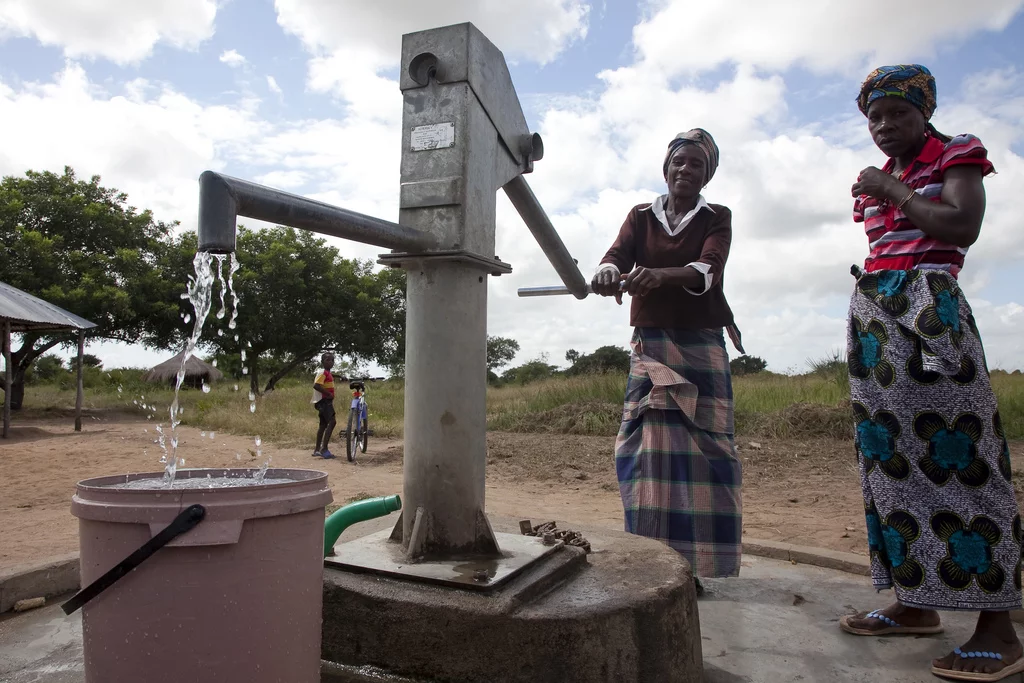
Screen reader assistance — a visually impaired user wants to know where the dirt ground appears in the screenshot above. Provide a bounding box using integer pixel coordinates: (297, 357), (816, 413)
(1, 410), (1020, 572)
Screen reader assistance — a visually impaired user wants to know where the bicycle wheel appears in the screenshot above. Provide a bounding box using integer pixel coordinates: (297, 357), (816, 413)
(360, 413), (369, 453)
(346, 408), (358, 462)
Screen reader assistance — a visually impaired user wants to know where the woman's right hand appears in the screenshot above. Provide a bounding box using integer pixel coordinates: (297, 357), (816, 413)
(591, 268), (623, 305)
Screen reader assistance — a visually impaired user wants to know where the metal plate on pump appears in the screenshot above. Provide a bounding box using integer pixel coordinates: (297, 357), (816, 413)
(325, 530), (564, 591)
(411, 122), (455, 151)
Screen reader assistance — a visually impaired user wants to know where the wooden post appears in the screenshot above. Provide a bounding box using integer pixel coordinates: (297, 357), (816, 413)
(3, 320), (10, 438)
(74, 330), (84, 432)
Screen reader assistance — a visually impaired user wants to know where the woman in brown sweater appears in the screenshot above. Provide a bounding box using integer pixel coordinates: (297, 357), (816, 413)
(592, 128), (744, 587)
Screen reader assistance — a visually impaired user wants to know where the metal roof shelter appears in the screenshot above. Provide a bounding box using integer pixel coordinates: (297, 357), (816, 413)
(0, 280), (98, 438)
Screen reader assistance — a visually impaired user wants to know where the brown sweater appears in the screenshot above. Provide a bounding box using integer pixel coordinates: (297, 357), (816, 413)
(599, 201), (737, 333)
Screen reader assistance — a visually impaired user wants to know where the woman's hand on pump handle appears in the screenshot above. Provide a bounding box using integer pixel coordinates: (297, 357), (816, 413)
(592, 266), (667, 304)
(591, 268), (624, 304)
(623, 267), (664, 297)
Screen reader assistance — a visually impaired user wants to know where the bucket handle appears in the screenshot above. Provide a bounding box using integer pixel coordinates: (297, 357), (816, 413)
(61, 504), (206, 615)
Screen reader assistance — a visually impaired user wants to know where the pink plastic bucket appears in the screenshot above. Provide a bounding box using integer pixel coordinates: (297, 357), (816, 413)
(71, 468), (333, 683)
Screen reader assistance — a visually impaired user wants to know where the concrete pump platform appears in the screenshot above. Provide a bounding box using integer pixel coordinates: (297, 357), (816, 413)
(322, 515), (702, 683)
(6, 513), (1024, 683)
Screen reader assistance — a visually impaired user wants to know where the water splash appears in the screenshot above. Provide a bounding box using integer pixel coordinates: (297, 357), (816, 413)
(254, 436), (271, 483)
(201, 383), (211, 394)
(214, 254), (228, 320)
(154, 424), (168, 465)
(226, 254), (241, 331)
(163, 252), (216, 486)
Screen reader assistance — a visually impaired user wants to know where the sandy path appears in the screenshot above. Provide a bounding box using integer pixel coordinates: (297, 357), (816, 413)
(1, 413), (977, 570)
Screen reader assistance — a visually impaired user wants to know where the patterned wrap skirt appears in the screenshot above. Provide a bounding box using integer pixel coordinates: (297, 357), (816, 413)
(615, 327), (743, 578)
(848, 268), (1021, 611)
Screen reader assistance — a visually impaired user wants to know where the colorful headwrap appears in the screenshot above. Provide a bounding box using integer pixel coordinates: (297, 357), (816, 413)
(857, 64), (937, 120)
(663, 128), (720, 185)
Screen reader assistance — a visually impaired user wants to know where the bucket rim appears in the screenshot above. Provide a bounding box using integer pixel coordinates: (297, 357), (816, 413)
(71, 468), (334, 523)
(75, 467), (328, 491)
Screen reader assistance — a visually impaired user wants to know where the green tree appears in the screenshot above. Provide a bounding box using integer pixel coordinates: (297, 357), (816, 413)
(565, 349), (580, 365)
(67, 353), (102, 370)
(487, 336), (520, 372)
(566, 345), (631, 376)
(162, 227), (406, 395)
(730, 354), (768, 376)
(0, 167), (180, 409)
(501, 353), (557, 385)
(30, 355), (66, 383)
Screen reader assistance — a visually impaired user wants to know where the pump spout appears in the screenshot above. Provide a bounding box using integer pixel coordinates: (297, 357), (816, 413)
(198, 171), (238, 253)
(324, 495), (402, 556)
(197, 171), (439, 255)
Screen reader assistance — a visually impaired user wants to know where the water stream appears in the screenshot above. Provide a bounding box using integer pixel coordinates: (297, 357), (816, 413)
(163, 251), (217, 485)
(156, 250), (275, 488)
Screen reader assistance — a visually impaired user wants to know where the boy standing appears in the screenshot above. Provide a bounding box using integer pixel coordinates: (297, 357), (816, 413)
(312, 352), (336, 459)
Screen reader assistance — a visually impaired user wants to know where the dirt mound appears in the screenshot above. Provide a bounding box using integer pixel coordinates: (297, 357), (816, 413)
(740, 402), (853, 441)
(495, 401), (622, 436)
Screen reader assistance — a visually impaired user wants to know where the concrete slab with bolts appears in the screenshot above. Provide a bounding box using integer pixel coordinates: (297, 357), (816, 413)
(700, 555), (1024, 683)
(322, 513), (703, 683)
(9, 552), (1024, 683)
(0, 591), (82, 683)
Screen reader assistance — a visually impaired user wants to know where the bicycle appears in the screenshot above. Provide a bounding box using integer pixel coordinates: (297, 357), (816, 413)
(344, 378), (382, 462)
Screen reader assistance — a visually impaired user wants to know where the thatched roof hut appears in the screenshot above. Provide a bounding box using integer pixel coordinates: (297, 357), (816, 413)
(143, 351), (224, 389)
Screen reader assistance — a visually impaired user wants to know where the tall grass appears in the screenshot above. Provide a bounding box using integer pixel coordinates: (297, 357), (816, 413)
(17, 367), (1024, 443)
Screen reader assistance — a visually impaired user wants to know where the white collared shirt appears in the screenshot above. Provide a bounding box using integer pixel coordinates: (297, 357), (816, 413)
(595, 194), (715, 296)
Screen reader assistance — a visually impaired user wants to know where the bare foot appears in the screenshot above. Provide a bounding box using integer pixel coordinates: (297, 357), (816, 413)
(844, 603), (941, 633)
(933, 611), (1022, 678)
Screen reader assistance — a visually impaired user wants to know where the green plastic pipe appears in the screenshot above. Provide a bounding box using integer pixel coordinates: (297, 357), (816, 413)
(324, 494), (401, 556)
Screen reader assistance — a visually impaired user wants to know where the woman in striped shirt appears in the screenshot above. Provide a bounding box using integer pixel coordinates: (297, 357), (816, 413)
(838, 65), (1022, 682)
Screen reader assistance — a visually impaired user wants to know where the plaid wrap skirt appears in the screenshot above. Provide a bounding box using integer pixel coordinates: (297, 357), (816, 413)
(615, 327), (743, 578)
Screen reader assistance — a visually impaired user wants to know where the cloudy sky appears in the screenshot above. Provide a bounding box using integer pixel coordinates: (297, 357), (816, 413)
(2, 0), (1023, 373)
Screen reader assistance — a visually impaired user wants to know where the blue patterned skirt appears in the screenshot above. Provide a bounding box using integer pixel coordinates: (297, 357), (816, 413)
(615, 327), (742, 578)
(849, 268), (1021, 611)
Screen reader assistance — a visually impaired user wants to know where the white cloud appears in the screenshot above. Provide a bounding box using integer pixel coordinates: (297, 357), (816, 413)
(0, 0), (217, 64)
(219, 49), (247, 68)
(272, 0), (590, 131)
(496, 57), (1024, 371)
(266, 75), (283, 95)
(305, 51), (402, 122)
(0, 63), (265, 232)
(969, 301), (1024, 370)
(274, 0), (589, 68)
(3, 5), (1023, 375)
(633, 0), (1024, 75)
(254, 170), (308, 190)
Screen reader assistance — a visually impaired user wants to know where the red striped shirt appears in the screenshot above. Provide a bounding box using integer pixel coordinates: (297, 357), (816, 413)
(853, 134), (995, 278)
